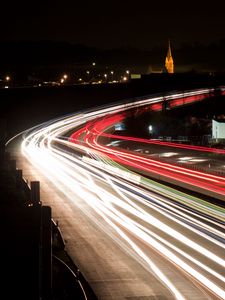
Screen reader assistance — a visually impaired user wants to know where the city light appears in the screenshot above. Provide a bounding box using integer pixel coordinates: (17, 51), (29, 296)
(148, 125), (153, 133)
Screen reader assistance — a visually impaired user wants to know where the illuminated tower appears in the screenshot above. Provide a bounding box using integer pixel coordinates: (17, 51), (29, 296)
(165, 40), (174, 73)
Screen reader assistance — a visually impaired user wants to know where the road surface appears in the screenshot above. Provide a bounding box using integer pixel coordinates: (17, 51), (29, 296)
(7, 87), (225, 300)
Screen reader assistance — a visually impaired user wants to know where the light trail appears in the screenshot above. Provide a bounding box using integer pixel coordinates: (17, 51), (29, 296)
(69, 100), (225, 198)
(21, 87), (225, 299)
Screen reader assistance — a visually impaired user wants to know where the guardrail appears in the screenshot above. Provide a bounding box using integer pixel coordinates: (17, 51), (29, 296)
(52, 255), (88, 300)
(52, 219), (65, 251)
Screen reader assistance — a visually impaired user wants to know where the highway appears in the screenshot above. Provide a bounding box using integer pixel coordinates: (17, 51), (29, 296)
(9, 87), (225, 300)
(69, 112), (225, 201)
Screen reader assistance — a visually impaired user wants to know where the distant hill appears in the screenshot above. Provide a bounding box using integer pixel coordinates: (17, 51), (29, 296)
(1, 40), (225, 80)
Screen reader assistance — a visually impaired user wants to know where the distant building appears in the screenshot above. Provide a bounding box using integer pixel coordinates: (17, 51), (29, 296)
(130, 73), (142, 79)
(146, 66), (162, 74)
(212, 119), (225, 139)
(165, 40), (174, 73)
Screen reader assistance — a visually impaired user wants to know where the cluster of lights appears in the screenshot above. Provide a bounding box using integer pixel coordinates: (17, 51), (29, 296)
(57, 66), (131, 85)
(1, 64), (133, 88)
(60, 74), (68, 84)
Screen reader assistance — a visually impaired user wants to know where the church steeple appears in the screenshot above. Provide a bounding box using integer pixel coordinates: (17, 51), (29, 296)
(165, 40), (174, 73)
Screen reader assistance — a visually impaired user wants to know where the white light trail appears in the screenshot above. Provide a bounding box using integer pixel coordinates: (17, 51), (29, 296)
(20, 88), (225, 300)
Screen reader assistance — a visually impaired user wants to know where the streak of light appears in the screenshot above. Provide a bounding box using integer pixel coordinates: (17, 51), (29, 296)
(19, 87), (225, 299)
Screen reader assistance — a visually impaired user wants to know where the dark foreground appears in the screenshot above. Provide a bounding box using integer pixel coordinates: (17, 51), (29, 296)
(0, 150), (97, 300)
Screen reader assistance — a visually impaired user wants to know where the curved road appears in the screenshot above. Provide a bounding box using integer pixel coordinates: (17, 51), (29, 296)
(8, 87), (225, 300)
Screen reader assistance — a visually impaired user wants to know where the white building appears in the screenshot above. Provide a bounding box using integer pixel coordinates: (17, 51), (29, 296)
(212, 120), (225, 139)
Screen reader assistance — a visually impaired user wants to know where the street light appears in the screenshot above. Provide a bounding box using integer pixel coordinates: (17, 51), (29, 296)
(148, 125), (153, 133)
(104, 74), (108, 82)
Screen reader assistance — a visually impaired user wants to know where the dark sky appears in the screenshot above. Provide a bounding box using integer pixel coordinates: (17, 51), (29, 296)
(1, 0), (225, 49)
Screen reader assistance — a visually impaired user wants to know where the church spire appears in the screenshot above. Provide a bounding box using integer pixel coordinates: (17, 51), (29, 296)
(165, 40), (174, 73)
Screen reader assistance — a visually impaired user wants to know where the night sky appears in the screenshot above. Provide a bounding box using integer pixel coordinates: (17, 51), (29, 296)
(1, 0), (225, 49)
